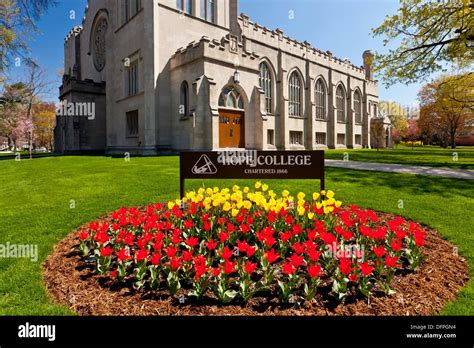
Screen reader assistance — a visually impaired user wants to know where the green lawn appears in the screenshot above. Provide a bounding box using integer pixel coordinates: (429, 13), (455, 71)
(324, 145), (474, 170)
(0, 156), (472, 315)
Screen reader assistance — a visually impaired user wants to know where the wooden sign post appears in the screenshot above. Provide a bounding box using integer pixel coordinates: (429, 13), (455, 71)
(179, 150), (325, 198)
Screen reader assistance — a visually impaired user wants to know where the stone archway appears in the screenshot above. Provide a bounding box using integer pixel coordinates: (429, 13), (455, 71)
(218, 86), (246, 148)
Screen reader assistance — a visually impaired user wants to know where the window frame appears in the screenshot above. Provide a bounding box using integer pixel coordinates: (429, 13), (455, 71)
(219, 87), (244, 110)
(267, 129), (275, 146)
(337, 133), (346, 145)
(289, 131), (303, 146)
(288, 71), (303, 117)
(176, 0), (192, 14)
(314, 78), (327, 120)
(200, 0), (216, 23)
(315, 132), (326, 145)
(354, 90), (362, 124)
(180, 81), (190, 117)
(336, 84), (346, 123)
(124, 0), (141, 23)
(126, 110), (139, 138)
(259, 62), (273, 114)
(126, 58), (139, 97)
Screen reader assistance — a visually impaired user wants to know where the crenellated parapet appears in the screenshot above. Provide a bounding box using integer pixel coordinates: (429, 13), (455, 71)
(238, 13), (374, 80)
(170, 34), (261, 71)
(64, 26), (83, 44)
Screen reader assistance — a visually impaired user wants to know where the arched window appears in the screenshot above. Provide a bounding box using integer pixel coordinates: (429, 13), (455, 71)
(336, 85), (346, 122)
(176, 0), (192, 14)
(259, 62), (272, 113)
(180, 81), (189, 116)
(200, 0), (215, 22)
(289, 71), (302, 117)
(219, 87), (244, 109)
(315, 79), (326, 120)
(354, 90), (362, 124)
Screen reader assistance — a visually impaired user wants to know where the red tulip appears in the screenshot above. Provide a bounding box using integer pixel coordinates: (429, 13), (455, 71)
(100, 246), (113, 257)
(385, 255), (398, 268)
(265, 249), (279, 264)
(373, 245), (386, 258)
(359, 262), (374, 276)
(308, 264), (322, 278)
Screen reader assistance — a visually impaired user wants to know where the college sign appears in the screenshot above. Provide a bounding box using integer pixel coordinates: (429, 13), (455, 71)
(179, 150), (325, 198)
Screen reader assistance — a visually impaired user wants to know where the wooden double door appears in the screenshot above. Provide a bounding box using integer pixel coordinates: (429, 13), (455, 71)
(219, 109), (245, 148)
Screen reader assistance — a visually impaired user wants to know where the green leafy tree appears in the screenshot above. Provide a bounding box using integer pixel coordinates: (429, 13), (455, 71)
(418, 74), (474, 148)
(372, 0), (474, 86)
(0, 0), (57, 76)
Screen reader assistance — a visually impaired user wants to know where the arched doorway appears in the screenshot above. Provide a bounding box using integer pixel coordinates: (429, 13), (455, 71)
(218, 86), (245, 148)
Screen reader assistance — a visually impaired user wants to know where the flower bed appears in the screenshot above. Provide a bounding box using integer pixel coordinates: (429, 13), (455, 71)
(75, 183), (428, 304)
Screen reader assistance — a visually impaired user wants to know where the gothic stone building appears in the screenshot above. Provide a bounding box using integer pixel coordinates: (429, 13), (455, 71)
(55, 0), (380, 155)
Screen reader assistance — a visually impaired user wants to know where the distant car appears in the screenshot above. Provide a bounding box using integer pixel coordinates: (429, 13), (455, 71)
(36, 147), (48, 153)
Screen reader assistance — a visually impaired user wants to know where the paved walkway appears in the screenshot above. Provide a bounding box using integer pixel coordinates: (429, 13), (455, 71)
(325, 160), (474, 180)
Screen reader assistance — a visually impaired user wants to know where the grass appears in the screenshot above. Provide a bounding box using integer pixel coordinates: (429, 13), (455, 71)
(324, 145), (474, 170)
(0, 150), (50, 158)
(0, 155), (472, 315)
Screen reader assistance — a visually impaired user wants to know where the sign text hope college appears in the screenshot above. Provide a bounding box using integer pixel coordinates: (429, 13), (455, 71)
(180, 150), (325, 198)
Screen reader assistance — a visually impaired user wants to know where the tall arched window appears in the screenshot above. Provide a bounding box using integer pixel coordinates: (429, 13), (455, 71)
(336, 85), (346, 122)
(180, 81), (189, 116)
(289, 71), (302, 117)
(259, 62), (272, 113)
(354, 90), (362, 124)
(176, 0), (192, 14)
(315, 79), (326, 120)
(219, 87), (244, 109)
(200, 0), (215, 22)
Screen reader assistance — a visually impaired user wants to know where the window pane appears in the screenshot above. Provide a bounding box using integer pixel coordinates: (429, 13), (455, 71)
(200, 0), (206, 18)
(185, 0), (192, 14)
(207, 0), (215, 22)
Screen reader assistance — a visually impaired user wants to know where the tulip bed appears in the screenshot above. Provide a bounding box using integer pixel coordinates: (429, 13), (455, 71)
(77, 183), (426, 304)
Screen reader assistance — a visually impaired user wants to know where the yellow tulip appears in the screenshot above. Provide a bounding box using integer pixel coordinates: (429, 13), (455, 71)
(297, 192), (305, 200)
(262, 184), (269, 191)
(313, 192), (320, 200)
(232, 185), (240, 192)
(282, 190), (289, 198)
(255, 181), (262, 189)
(327, 190), (335, 199)
(321, 190), (326, 196)
(232, 208), (239, 217)
(223, 202), (231, 211)
(297, 205), (306, 216)
(335, 200), (342, 208)
(308, 212), (315, 219)
(167, 201), (175, 209)
(243, 186), (249, 193)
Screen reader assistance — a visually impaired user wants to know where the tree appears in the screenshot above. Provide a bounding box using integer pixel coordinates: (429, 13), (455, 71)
(0, 0), (57, 76)
(372, 0), (474, 87)
(370, 118), (386, 151)
(20, 60), (53, 157)
(418, 74), (473, 148)
(405, 118), (421, 149)
(0, 82), (28, 149)
(32, 101), (55, 150)
(379, 100), (409, 139)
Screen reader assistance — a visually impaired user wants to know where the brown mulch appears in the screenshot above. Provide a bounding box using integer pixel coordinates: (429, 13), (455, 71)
(43, 211), (469, 316)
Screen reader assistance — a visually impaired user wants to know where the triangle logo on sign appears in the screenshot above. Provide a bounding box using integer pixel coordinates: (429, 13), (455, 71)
(192, 154), (218, 174)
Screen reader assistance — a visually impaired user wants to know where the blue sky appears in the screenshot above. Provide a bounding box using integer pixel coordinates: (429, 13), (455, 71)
(7, 0), (422, 106)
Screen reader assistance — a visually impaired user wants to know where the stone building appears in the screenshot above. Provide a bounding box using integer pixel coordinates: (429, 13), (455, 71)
(55, 0), (380, 155)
